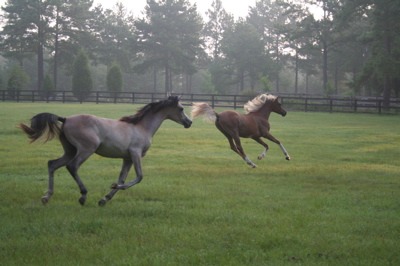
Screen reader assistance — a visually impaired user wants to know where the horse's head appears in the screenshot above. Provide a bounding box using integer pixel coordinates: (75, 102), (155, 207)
(272, 97), (287, 117)
(165, 96), (192, 128)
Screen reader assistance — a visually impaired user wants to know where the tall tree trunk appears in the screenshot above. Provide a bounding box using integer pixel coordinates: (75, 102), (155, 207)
(295, 50), (299, 94)
(383, 76), (391, 110)
(153, 67), (157, 92)
(37, 27), (44, 92)
(53, 6), (60, 91)
(275, 38), (280, 92)
(322, 40), (328, 92)
(382, 12), (392, 109)
(239, 69), (244, 91)
(165, 64), (170, 95)
(305, 73), (309, 94)
(185, 73), (192, 93)
(276, 72), (280, 92)
(37, 2), (44, 93)
(334, 64), (338, 95)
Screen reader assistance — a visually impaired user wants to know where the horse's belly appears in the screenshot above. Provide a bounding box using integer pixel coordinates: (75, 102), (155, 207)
(95, 144), (130, 159)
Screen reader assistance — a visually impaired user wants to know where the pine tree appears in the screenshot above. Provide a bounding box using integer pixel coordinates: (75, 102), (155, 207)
(107, 63), (123, 96)
(72, 50), (92, 101)
(135, 0), (203, 94)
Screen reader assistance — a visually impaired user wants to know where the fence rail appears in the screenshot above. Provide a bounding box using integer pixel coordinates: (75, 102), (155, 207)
(1, 90), (400, 114)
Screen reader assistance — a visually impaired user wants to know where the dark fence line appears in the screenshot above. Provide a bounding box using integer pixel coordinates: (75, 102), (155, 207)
(1, 90), (400, 114)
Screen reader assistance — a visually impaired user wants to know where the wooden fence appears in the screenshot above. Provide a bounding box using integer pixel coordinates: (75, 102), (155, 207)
(1, 90), (400, 114)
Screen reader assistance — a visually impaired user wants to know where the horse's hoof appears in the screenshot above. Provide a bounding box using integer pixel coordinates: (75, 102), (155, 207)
(41, 196), (49, 205)
(248, 163), (257, 168)
(286, 156), (291, 161)
(98, 199), (107, 207)
(79, 197), (86, 206)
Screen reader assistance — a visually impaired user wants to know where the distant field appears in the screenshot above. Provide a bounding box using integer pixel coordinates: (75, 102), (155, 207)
(1, 102), (399, 265)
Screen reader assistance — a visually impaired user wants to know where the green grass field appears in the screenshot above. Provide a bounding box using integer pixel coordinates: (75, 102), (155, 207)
(0, 102), (399, 265)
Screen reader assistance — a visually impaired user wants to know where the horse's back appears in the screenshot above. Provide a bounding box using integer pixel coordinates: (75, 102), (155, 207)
(217, 110), (241, 125)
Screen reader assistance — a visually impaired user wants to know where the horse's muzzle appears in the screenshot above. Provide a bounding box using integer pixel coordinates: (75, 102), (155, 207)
(281, 111), (287, 117)
(183, 119), (192, 128)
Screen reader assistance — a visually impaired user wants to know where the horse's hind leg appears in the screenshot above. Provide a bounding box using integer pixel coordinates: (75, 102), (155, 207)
(216, 123), (256, 167)
(66, 150), (93, 205)
(233, 136), (257, 168)
(98, 159), (132, 206)
(252, 137), (269, 160)
(42, 134), (76, 204)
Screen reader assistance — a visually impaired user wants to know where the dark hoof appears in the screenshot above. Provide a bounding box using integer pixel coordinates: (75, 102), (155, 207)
(41, 196), (49, 205)
(286, 156), (291, 161)
(98, 199), (107, 207)
(79, 197), (86, 206)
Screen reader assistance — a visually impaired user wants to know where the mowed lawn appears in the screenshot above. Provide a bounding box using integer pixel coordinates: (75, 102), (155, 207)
(0, 102), (399, 266)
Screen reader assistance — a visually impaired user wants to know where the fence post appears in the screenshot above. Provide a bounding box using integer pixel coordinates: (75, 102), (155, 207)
(305, 98), (308, 112)
(378, 100), (382, 114)
(234, 95), (237, 109)
(330, 99), (333, 112)
(354, 99), (357, 112)
(211, 95), (215, 108)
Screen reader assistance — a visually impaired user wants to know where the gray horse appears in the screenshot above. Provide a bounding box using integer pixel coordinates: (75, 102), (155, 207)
(19, 96), (192, 206)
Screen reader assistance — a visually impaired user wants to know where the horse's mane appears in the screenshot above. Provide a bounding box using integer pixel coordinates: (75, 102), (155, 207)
(243, 94), (277, 114)
(120, 96), (180, 124)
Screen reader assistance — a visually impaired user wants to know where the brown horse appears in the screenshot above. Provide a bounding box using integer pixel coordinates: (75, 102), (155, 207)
(19, 96), (192, 206)
(191, 94), (290, 168)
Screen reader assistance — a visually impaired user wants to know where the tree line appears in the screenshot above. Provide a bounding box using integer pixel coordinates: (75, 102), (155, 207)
(0, 0), (399, 108)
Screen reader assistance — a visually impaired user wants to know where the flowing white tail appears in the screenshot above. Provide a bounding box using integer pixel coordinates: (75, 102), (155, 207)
(191, 102), (217, 123)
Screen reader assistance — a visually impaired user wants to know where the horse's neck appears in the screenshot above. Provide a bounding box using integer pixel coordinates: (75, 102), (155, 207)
(256, 105), (272, 119)
(139, 112), (166, 137)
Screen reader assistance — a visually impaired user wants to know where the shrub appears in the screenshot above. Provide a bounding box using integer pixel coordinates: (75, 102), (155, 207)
(7, 65), (29, 98)
(72, 50), (93, 101)
(107, 63), (123, 94)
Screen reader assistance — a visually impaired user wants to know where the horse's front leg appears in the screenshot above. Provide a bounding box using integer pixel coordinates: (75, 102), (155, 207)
(99, 159), (132, 206)
(111, 151), (143, 190)
(264, 133), (291, 160)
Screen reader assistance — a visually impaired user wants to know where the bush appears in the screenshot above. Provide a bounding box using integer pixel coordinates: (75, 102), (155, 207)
(72, 50), (93, 101)
(107, 63), (123, 93)
(43, 74), (54, 94)
(7, 65), (29, 98)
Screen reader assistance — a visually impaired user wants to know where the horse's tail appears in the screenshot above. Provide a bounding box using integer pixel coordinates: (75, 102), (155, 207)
(19, 113), (66, 143)
(191, 102), (218, 123)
